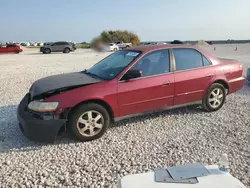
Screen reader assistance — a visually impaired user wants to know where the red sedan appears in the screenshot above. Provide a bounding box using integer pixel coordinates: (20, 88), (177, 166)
(0, 44), (23, 54)
(17, 45), (245, 142)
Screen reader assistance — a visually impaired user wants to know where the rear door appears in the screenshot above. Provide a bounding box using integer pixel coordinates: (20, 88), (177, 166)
(117, 49), (175, 116)
(172, 48), (215, 105)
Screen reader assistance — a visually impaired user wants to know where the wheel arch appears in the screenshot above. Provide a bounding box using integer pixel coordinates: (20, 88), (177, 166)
(213, 79), (229, 93)
(66, 99), (114, 122)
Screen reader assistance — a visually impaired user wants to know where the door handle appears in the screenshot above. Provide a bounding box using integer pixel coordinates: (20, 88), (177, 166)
(162, 81), (171, 86)
(206, 74), (214, 78)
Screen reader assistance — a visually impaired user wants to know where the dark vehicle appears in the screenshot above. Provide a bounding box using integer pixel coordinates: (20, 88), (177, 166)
(40, 41), (75, 54)
(0, 44), (23, 54)
(18, 45), (245, 142)
(170, 40), (183, 44)
(206, 41), (213, 45)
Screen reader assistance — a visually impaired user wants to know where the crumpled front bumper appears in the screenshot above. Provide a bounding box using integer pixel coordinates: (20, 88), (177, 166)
(17, 94), (66, 142)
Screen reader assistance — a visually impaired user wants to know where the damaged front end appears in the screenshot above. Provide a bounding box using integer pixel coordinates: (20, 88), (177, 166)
(17, 72), (102, 142)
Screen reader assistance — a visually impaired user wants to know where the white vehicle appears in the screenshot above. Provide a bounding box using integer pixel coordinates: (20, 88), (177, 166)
(30, 42), (38, 46)
(156, 41), (168, 45)
(106, 43), (119, 52)
(116, 41), (132, 49)
(37, 42), (44, 46)
(118, 164), (246, 188)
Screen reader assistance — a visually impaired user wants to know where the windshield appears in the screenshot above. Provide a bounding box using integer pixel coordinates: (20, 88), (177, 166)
(86, 50), (141, 80)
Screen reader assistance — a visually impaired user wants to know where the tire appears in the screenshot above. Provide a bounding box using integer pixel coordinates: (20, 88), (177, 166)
(14, 50), (19, 54)
(126, 45), (130, 48)
(68, 103), (110, 142)
(44, 48), (51, 54)
(202, 83), (226, 112)
(63, 48), (70, 53)
(113, 48), (118, 52)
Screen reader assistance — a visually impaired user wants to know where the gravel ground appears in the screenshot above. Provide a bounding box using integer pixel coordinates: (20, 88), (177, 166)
(0, 45), (249, 187)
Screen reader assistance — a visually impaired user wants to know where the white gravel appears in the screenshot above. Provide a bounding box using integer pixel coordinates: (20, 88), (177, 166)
(0, 45), (250, 187)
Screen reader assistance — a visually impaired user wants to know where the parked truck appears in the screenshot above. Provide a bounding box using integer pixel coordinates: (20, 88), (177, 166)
(115, 41), (132, 49)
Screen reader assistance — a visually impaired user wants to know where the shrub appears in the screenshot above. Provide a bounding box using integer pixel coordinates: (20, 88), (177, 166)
(91, 30), (140, 47)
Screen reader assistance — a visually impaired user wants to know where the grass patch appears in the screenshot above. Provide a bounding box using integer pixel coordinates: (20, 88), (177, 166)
(76, 43), (90, 49)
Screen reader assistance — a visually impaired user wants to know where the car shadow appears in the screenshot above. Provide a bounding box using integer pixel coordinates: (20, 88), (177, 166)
(110, 104), (204, 129)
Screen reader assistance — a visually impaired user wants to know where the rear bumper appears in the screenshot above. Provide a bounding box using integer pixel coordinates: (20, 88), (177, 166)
(17, 94), (66, 142)
(228, 77), (245, 94)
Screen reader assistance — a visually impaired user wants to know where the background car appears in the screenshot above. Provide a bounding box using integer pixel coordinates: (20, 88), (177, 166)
(115, 41), (132, 49)
(69, 42), (77, 50)
(106, 43), (119, 51)
(17, 45), (245, 142)
(0, 44), (23, 54)
(40, 41), (75, 54)
(170, 40), (183, 44)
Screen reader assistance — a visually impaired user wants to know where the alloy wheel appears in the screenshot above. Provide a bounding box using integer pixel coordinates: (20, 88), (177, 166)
(77, 110), (104, 137)
(209, 88), (224, 108)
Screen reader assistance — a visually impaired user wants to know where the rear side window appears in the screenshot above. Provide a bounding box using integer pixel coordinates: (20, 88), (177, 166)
(173, 48), (203, 71)
(202, 55), (211, 66)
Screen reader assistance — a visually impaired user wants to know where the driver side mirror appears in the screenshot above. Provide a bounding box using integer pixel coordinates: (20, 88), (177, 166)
(121, 69), (142, 81)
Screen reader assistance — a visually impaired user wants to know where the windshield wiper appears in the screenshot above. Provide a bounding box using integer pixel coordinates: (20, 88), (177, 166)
(82, 70), (103, 80)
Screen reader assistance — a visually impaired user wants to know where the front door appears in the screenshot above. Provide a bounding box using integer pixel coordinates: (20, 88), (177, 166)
(117, 49), (175, 117)
(51, 42), (62, 52)
(172, 48), (215, 105)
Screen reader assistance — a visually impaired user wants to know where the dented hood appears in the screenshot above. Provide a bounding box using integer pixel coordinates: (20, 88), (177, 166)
(29, 72), (101, 98)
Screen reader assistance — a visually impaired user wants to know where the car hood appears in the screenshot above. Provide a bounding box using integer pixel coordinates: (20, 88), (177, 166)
(29, 72), (101, 98)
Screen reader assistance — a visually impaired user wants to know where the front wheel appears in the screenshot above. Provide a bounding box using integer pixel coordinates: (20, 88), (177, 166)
(68, 103), (110, 142)
(14, 50), (19, 54)
(63, 48), (70, 53)
(44, 48), (51, 54)
(202, 83), (226, 112)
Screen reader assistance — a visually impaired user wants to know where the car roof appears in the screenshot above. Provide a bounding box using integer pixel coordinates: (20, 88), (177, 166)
(127, 44), (200, 53)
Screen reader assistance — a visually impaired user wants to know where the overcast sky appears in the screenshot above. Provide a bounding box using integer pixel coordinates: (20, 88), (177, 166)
(1, 0), (250, 42)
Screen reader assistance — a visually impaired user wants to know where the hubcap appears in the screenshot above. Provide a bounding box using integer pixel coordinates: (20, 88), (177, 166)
(209, 88), (224, 108)
(77, 110), (104, 137)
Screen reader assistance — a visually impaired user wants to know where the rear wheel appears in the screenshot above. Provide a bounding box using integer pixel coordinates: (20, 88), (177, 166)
(202, 83), (226, 112)
(63, 48), (70, 53)
(68, 103), (110, 142)
(44, 48), (51, 54)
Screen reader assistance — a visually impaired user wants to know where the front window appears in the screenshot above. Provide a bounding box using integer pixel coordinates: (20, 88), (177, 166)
(128, 49), (170, 77)
(85, 50), (141, 80)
